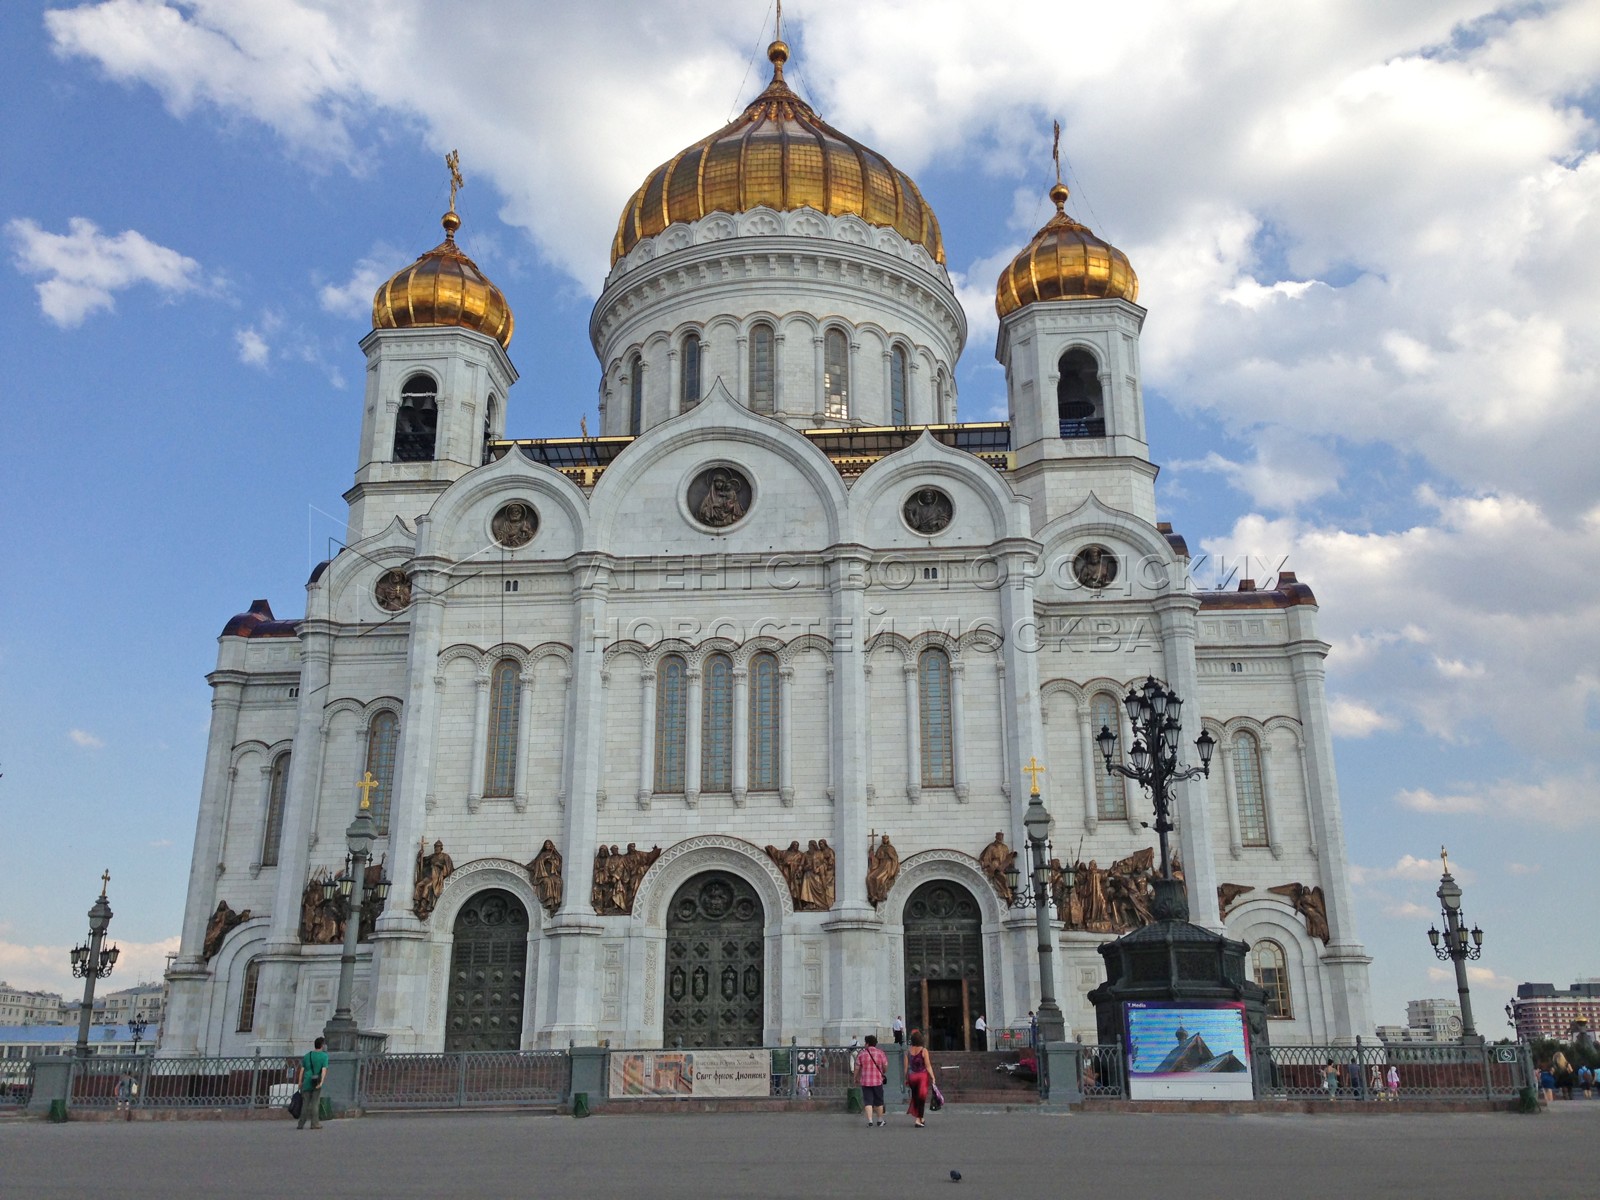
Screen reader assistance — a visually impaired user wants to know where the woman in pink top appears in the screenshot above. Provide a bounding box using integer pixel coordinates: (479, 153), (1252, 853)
(904, 1029), (937, 1128)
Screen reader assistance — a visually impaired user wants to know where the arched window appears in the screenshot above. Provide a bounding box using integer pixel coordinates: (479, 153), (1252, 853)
(935, 367), (947, 423)
(655, 655), (688, 793)
(681, 332), (703, 410)
(237, 958), (261, 1033)
(1252, 939), (1292, 1018)
(261, 751), (291, 867)
(919, 648), (954, 787)
(1091, 694), (1126, 820)
(627, 354), (644, 435)
(1057, 349), (1103, 437)
(394, 373), (438, 461)
(824, 327), (849, 419)
(749, 652), (780, 790)
(701, 653), (733, 792)
(483, 394), (497, 463)
(890, 346), (908, 426)
(1233, 731), (1269, 847)
(484, 660), (521, 798)
(364, 711), (399, 834)
(749, 323), (775, 412)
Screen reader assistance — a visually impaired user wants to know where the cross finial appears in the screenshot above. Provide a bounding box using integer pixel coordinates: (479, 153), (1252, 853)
(446, 149), (463, 213)
(1440, 845), (1450, 874)
(99, 869), (111, 898)
(1022, 757), (1046, 796)
(1052, 120), (1062, 185)
(357, 770), (380, 810)
(776, 0), (782, 40)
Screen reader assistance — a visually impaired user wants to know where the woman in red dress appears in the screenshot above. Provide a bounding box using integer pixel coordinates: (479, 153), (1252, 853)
(904, 1029), (938, 1127)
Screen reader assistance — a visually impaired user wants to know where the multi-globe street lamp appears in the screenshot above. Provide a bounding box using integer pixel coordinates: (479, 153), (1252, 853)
(1428, 847), (1484, 1042)
(1004, 761), (1072, 1047)
(322, 772), (391, 1052)
(1096, 676), (1215, 905)
(127, 1015), (149, 1055)
(69, 871), (120, 1058)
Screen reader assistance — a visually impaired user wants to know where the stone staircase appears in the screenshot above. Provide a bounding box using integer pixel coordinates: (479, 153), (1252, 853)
(924, 1051), (1041, 1106)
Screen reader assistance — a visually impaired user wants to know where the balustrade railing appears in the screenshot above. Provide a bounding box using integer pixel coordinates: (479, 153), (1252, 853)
(357, 1050), (569, 1109)
(1263, 1041), (1529, 1101)
(68, 1052), (293, 1109)
(1, 1060), (35, 1107)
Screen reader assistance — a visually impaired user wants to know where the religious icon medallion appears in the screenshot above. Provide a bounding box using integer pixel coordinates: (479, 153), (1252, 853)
(902, 486), (954, 534)
(374, 568), (412, 611)
(491, 501), (539, 548)
(1072, 544), (1118, 589)
(687, 466), (752, 529)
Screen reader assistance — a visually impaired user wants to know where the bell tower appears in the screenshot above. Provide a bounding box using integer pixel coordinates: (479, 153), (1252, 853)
(995, 172), (1155, 525)
(346, 153), (517, 543)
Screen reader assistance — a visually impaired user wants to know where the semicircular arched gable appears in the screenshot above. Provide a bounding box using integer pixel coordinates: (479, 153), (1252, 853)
(881, 850), (1005, 928)
(631, 835), (795, 926)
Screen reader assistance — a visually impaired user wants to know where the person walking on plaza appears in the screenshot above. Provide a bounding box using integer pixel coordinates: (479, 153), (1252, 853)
(1385, 1063), (1400, 1101)
(1322, 1059), (1339, 1099)
(973, 1012), (987, 1051)
(296, 1036), (329, 1130)
(856, 1034), (889, 1127)
(891, 1015), (905, 1045)
(905, 1030), (938, 1128)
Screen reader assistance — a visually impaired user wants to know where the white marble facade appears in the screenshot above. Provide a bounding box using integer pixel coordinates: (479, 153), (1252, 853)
(163, 98), (1372, 1060)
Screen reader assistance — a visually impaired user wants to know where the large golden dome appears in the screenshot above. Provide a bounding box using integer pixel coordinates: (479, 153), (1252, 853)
(612, 41), (944, 266)
(995, 183), (1138, 319)
(372, 209), (514, 348)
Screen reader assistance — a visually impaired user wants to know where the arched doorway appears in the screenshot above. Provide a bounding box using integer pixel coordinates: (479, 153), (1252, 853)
(903, 880), (986, 1052)
(664, 871), (764, 1048)
(444, 889), (529, 1051)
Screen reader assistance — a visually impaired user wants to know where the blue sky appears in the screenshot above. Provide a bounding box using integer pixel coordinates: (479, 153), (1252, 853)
(2, 0), (1596, 1031)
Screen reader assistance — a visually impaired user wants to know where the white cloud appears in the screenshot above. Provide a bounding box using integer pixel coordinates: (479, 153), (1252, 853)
(1431, 964), (1516, 992)
(1353, 853), (1454, 885)
(1506, 862), (1541, 876)
(319, 248), (399, 318)
(7, 216), (203, 327)
(68, 728), (105, 749)
(1169, 430), (1343, 513)
(1328, 696), (1398, 739)
(1383, 899), (1434, 921)
(0, 935), (179, 998)
(235, 326), (269, 366)
(1401, 771), (1597, 829)
(1397, 787), (1485, 815)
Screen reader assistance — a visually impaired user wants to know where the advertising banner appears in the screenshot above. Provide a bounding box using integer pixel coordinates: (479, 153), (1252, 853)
(608, 1049), (770, 1098)
(1124, 1001), (1255, 1101)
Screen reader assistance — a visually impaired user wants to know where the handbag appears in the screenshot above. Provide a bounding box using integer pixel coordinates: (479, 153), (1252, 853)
(287, 1090), (304, 1119)
(929, 1083), (945, 1112)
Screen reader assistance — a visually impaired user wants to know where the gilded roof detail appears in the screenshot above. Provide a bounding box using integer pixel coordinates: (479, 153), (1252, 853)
(995, 183), (1138, 318)
(372, 211), (514, 348)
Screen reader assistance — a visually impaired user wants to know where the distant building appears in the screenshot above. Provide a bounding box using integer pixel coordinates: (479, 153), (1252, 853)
(64, 981), (167, 1035)
(1405, 999), (1463, 1040)
(0, 1023), (152, 1060)
(1510, 981), (1600, 1042)
(0, 983), (65, 1026)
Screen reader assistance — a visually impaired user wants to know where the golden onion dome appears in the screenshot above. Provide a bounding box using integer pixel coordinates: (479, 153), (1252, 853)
(995, 182), (1138, 319)
(372, 209), (514, 348)
(612, 40), (944, 266)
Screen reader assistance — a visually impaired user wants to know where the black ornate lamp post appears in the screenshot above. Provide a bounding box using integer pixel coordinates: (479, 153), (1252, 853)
(1005, 760), (1072, 1046)
(1428, 847), (1483, 1043)
(69, 871), (120, 1058)
(127, 1015), (148, 1056)
(322, 772), (391, 1053)
(1096, 675), (1215, 917)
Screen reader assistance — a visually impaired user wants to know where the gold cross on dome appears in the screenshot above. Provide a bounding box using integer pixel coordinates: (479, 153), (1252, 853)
(445, 149), (463, 213)
(357, 770), (380, 810)
(1440, 845), (1450, 874)
(100, 869), (111, 897)
(1052, 120), (1062, 185)
(1022, 757), (1046, 795)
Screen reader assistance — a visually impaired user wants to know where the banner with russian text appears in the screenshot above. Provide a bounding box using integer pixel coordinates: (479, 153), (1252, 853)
(608, 1049), (769, 1098)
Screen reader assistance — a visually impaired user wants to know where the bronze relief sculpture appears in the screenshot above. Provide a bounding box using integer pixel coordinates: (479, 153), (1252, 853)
(978, 832), (1017, 905)
(902, 487), (954, 534)
(202, 900), (251, 960)
(528, 839), (563, 915)
(591, 843), (661, 915)
(413, 838), (455, 920)
(1058, 847), (1165, 934)
(866, 834), (900, 906)
(298, 871), (341, 945)
(1072, 544), (1118, 590)
(1217, 882), (1255, 919)
(491, 500), (539, 548)
(688, 466), (751, 528)
(373, 568), (412, 612)
(766, 839), (836, 911)
(1268, 882), (1331, 944)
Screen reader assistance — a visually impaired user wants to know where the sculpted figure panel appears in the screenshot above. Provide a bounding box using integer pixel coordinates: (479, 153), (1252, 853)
(592, 843), (661, 915)
(978, 832), (1016, 906)
(202, 900), (251, 960)
(414, 839), (455, 920)
(766, 839), (835, 911)
(866, 834), (900, 906)
(688, 467), (751, 529)
(1268, 882), (1331, 944)
(528, 839), (563, 915)
(374, 568), (412, 612)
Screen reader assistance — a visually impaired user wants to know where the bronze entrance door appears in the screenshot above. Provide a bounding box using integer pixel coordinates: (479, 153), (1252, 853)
(663, 872), (764, 1048)
(444, 889), (529, 1051)
(903, 880), (985, 1052)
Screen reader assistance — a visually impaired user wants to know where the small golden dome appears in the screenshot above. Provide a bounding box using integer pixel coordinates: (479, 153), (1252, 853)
(995, 183), (1138, 319)
(612, 41), (943, 266)
(372, 210), (513, 348)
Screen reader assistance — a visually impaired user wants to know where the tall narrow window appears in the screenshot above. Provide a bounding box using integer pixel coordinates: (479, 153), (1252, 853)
(1057, 349), (1103, 437)
(483, 394), (497, 463)
(824, 328), (849, 419)
(1091, 694), (1126, 820)
(749, 323), (775, 412)
(1252, 940), (1291, 1018)
(1234, 731), (1269, 846)
(749, 652), (780, 790)
(261, 751), (291, 867)
(394, 373), (438, 461)
(935, 367), (948, 423)
(364, 711), (399, 834)
(655, 655), (688, 792)
(681, 332), (703, 410)
(919, 648), (953, 787)
(701, 653), (733, 792)
(484, 659), (521, 798)
(890, 346), (908, 426)
(237, 959), (261, 1032)
(628, 354), (644, 435)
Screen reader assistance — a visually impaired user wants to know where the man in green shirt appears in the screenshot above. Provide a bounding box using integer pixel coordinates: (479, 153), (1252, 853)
(296, 1036), (328, 1130)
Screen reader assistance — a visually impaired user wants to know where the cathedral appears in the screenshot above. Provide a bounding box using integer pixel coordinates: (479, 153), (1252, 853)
(163, 36), (1372, 1057)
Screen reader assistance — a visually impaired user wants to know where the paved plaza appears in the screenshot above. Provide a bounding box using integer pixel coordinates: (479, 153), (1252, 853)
(2, 1105), (1595, 1198)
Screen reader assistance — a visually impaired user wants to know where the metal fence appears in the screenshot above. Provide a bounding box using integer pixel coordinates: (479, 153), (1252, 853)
(68, 1053), (296, 1110)
(766, 1046), (857, 1099)
(1264, 1041), (1530, 1101)
(1077, 1044), (1126, 1099)
(357, 1050), (569, 1110)
(1, 1060), (35, 1108)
